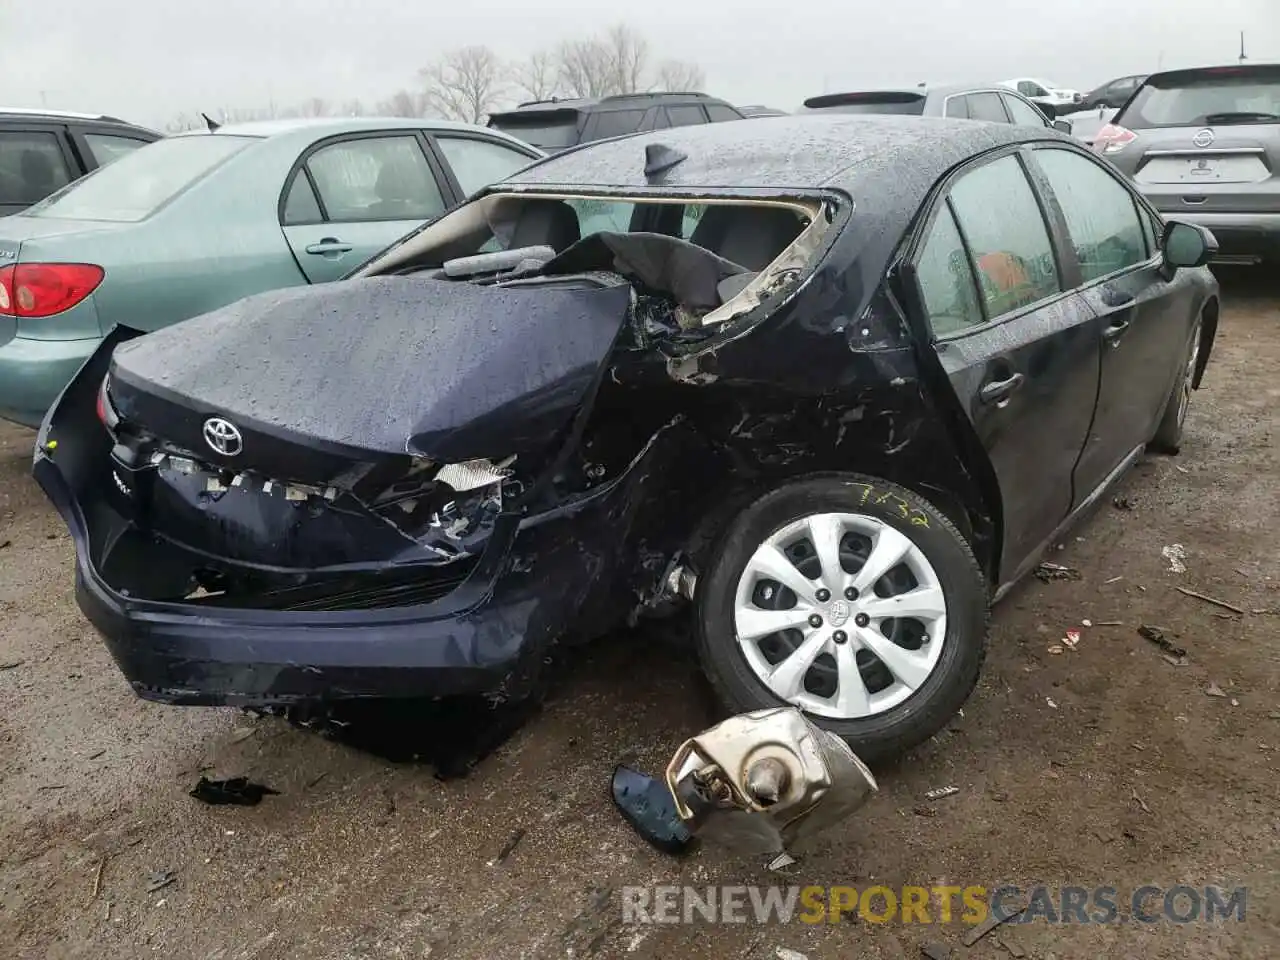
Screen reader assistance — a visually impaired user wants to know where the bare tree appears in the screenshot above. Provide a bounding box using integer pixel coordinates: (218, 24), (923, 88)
(341, 98), (366, 117)
(654, 59), (706, 93)
(376, 89), (426, 118)
(420, 45), (507, 123)
(554, 37), (614, 98)
(512, 50), (557, 102)
(298, 97), (331, 118)
(603, 23), (649, 95)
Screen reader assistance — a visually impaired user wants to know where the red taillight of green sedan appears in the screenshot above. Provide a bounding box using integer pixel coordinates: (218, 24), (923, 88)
(0, 263), (104, 317)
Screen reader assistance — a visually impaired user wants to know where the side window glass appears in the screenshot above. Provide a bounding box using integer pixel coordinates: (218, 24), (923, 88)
(1034, 148), (1147, 281)
(966, 93), (1010, 123)
(680, 203), (707, 238)
(281, 173), (322, 225)
(435, 136), (532, 198)
(84, 134), (148, 168)
(1016, 81), (1037, 97)
(706, 104), (742, 122)
(916, 204), (984, 336)
(305, 136), (444, 223)
(666, 105), (708, 127)
(587, 109), (647, 140)
(0, 131), (72, 206)
(945, 96), (969, 119)
(949, 155), (1061, 317)
(565, 198), (637, 238)
(1004, 95), (1049, 127)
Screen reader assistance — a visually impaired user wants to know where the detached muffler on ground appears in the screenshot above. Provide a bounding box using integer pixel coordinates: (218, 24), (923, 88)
(612, 707), (877, 858)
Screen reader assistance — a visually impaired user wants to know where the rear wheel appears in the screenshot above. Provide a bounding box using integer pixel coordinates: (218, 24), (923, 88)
(694, 476), (989, 763)
(1150, 317), (1203, 455)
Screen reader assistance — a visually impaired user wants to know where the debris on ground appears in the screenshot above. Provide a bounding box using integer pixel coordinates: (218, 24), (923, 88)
(1175, 586), (1246, 617)
(775, 948), (809, 960)
(1137, 625), (1188, 660)
(767, 852), (798, 871)
(0, 660), (23, 671)
(89, 856), (107, 903)
(913, 805), (938, 817)
(1096, 620), (1124, 626)
(611, 766), (694, 856)
(145, 869), (176, 893)
(1112, 495), (1137, 510)
(1063, 629), (1081, 650)
(1047, 644), (1064, 655)
(228, 727), (257, 744)
(925, 786), (959, 800)
(487, 827), (525, 866)
(1104, 576), (1124, 584)
(1046, 697), (1059, 709)
(1161, 544), (1188, 574)
(1034, 562), (1080, 583)
(1130, 788), (1151, 813)
(0, 539), (10, 549)
(920, 941), (953, 960)
(963, 899), (1027, 946)
(188, 777), (279, 806)
(1081, 619), (1093, 627)
(1205, 683), (1228, 699)
(993, 934), (1027, 958)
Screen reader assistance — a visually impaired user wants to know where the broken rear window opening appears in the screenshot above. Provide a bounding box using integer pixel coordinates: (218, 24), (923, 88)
(357, 189), (836, 342)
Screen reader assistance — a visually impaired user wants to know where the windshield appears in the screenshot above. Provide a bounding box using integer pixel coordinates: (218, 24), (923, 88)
(488, 114), (580, 150)
(1121, 66), (1280, 129)
(23, 135), (256, 222)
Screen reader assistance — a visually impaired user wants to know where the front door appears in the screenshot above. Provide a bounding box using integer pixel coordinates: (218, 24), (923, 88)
(909, 151), (1101, 584)
(280, 133), (451, 284)
(1025, 145), (1197, 502)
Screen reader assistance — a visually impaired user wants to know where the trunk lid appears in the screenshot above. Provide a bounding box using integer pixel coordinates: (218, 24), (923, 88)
(106, 274), (633, 485)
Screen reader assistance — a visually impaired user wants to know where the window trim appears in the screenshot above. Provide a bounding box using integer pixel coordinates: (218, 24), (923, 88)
(1022, 142), (1164, 289)
(277, 129), (454, 227)
(903, 144), (1076, 342)
(423, 130), (542, 204)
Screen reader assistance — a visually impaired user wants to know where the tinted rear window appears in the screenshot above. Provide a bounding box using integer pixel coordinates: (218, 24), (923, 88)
(24, 135), (254, 222)
(488, 113), (580, 149)
(1120, 66), (1280, 129)
(803, 93), (925, 116)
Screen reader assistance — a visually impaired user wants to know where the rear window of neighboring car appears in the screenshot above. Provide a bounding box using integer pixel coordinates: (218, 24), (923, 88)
(488, 112), (581, 150)
(84, 133), (151, 167)
(803, 93), (926, 115)
(0, 131), (73, 206)
(1120, 66), (1280, 129)
(24, 135), (254, 222)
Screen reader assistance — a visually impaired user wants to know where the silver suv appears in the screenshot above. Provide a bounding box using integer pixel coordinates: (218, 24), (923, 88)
(1095, 64), (1280, 266)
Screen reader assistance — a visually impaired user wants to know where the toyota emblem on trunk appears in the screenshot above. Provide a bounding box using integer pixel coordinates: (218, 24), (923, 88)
(202, 417), (243, 456)
(1192, 128), (1215, 148)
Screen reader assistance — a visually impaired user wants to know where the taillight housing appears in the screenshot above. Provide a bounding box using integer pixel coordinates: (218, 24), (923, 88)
(0, 263), (104, 318)
(1093, 123), (1137, 155)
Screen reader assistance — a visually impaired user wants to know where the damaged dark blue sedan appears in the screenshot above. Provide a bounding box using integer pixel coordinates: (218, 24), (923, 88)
(34, 115), (1219, 760)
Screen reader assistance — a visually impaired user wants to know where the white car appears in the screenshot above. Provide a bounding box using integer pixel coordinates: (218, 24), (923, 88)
(1001, 78), (1083, 116)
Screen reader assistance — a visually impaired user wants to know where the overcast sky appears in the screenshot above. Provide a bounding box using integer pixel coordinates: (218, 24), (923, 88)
(2, 0), (1276, 127)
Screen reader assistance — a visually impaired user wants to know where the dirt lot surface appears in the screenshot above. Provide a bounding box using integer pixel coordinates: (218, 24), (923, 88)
(1, 274), (1277, 960)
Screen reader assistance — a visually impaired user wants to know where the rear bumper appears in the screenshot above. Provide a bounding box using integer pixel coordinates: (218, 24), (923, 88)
(35, 443), (655, 707)
(1148, 209), (1280, 265)
(0, 336), (100, 427)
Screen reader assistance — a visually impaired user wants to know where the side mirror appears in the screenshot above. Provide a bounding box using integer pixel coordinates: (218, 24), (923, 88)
(1053, 119), (1073, 134)
(1162, 220), (1218, 269)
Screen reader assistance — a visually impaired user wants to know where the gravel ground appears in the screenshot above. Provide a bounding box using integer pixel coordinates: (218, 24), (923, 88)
(1, 273), (1276, 959)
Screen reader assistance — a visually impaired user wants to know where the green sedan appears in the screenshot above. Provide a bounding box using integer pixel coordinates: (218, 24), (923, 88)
(0, 117), (544, 426)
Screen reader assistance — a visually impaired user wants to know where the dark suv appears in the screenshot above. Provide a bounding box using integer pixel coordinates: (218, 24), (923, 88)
(0, 109), (161, 215)
(487, 92), (744, 153)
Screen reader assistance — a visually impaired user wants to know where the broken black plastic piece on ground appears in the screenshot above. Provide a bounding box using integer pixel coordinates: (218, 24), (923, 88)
(611, 765), (695, 855)
(189, 776), (280, 806)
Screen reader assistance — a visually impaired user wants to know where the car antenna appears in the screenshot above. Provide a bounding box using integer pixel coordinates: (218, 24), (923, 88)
(201, 112), (221, 132)
(644, 143), (687, 179)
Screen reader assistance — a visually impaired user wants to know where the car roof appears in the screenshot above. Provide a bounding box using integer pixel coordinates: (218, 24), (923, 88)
(171, 116), (535, 149)
(506, 114), (1059, 195)
(0, 107), (157, 133)
(493, 92), (727, 115)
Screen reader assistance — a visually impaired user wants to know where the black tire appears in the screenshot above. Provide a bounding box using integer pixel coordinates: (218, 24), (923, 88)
(1150, 316), (1203, 455)
(694, 475), (989, 763)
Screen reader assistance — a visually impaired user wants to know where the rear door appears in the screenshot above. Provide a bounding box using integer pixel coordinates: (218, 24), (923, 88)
(1026, 145), (1195, 500)
(905, 149), (1101, 583)
(0, 123), (78, 214)
(1108, 66), (1280, 230)
(280, 132), (451, 283)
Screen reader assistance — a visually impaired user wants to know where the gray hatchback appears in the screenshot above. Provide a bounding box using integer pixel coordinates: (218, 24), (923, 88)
(1095, 64), (1280, 265)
